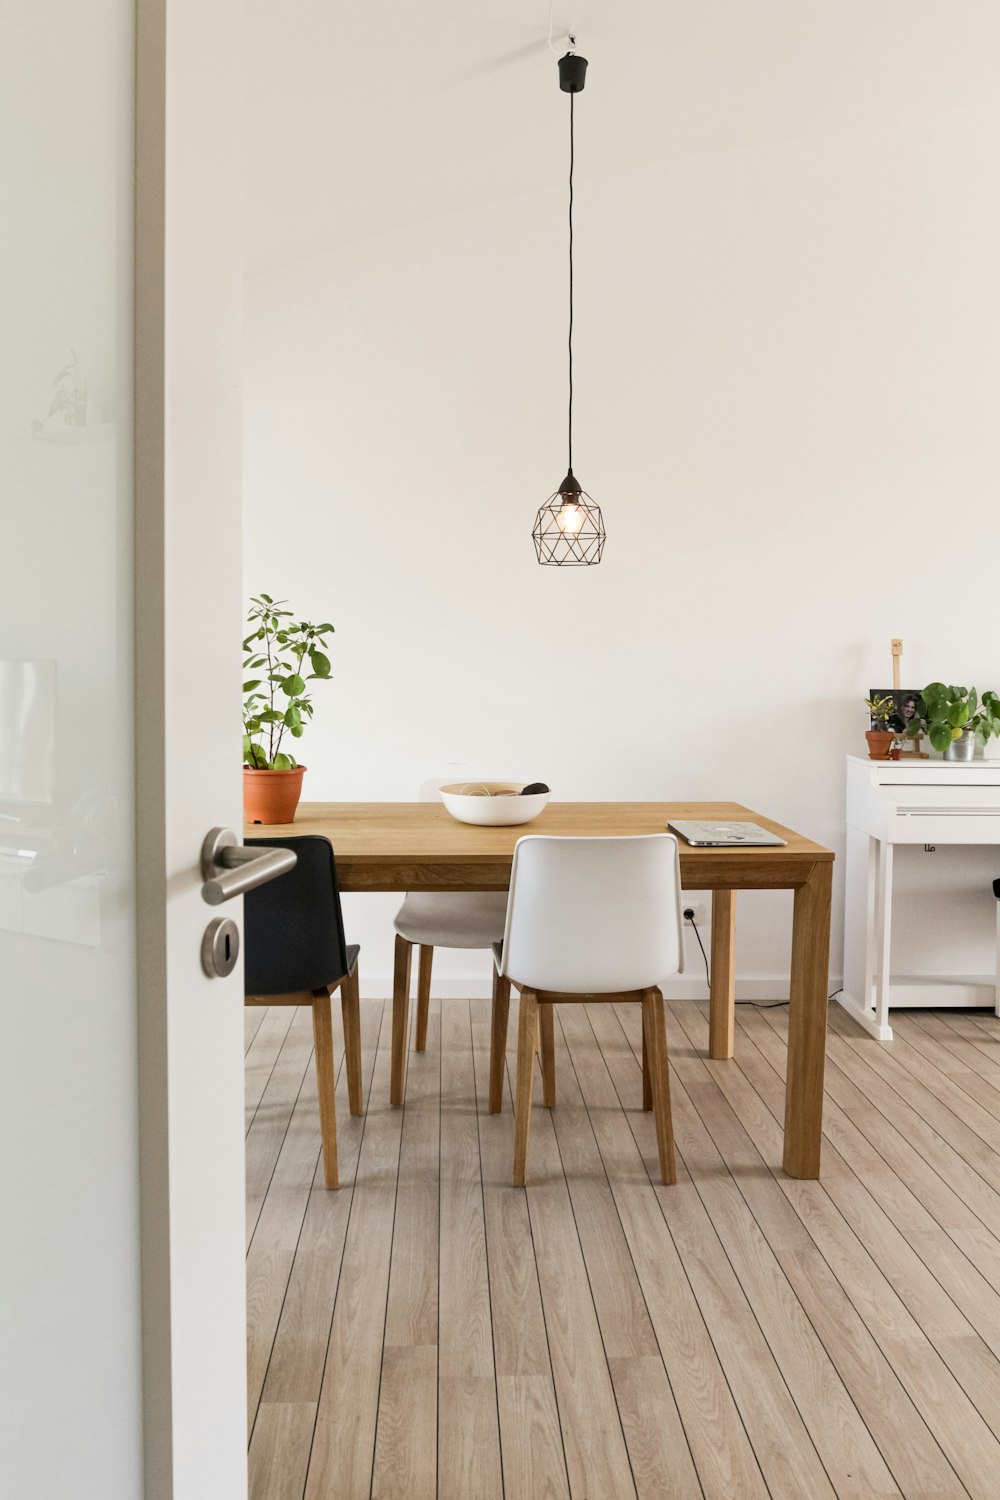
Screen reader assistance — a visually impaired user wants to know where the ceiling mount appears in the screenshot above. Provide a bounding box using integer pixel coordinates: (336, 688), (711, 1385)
(558, 50), (587, 92)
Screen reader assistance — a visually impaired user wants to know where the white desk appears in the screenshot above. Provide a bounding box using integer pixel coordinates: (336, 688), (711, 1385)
(840, 755), (1000, 1039)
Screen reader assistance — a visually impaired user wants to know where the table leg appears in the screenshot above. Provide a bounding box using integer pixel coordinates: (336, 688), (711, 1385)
(709, 890), (736, 1059)
(783, 860), (832, 1179)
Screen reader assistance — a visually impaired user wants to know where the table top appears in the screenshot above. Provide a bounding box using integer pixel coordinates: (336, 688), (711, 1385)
(247, 801), (833, 893)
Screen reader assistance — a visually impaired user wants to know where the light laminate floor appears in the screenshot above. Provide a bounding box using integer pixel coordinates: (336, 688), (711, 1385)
(245, 994), (1000, 1499)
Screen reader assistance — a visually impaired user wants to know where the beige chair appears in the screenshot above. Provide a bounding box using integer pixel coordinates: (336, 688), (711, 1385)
(390, 777), (507, 1103)
(391, 891), (507, 1103)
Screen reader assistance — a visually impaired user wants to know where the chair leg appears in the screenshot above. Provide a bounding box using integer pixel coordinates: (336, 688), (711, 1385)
(513, 988), (539, 1187)
(390, 934), (412, 1106)
(539, 1002), (556, 1108)
(489, 970), (510, 1114)
(642, 988), (676, 1185)
(340, 969), (363, 1117)
(416, 945), (433, 1052)
(641, 1009), (652, 1112)
(311, 990), (339, 1190)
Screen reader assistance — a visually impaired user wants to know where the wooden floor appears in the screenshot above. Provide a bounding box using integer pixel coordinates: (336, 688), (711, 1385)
(245, 994), (1000, 1499)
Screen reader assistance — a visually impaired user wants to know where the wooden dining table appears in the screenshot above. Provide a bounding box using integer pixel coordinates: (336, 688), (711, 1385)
(250, 800), (834, 1179)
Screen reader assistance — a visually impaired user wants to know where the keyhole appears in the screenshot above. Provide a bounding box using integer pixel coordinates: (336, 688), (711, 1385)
(224, 931), (231, 962)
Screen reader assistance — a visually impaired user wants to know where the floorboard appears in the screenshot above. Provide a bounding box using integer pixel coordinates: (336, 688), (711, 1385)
(246, 998), (1000, 1499)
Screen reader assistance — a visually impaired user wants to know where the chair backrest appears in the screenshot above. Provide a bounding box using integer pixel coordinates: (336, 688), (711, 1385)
(243, 835), (351, 996)
(498, 834), (685, 994)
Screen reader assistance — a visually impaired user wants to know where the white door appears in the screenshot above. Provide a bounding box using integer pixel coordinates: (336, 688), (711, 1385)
(0, 2), (247, 1497)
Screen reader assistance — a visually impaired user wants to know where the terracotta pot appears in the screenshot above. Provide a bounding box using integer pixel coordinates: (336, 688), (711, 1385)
(865, 730), (895, 761)
(243, 765), (306, 825)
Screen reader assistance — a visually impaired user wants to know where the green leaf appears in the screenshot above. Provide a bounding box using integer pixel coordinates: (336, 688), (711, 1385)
(309, 649), (331, 678)
(284, 705), (302, 729)
(273, 752), (293, 770)
(283, 673), (305, 696)
(242, 678), (262, 692)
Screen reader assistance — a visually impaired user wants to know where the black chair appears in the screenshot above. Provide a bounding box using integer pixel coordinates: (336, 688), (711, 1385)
(244, 836), (362, 1189)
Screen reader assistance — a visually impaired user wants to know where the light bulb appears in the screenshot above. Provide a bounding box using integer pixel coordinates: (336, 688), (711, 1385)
(556, 496), (584, 535)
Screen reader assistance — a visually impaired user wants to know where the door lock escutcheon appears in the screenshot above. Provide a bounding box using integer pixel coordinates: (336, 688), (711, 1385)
(202, 917), (240, 978)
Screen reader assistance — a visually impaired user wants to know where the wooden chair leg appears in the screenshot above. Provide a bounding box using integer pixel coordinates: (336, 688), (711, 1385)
(513, 988), (539, 1186)
(539, 1002), (556, 1108)
(340, 968), (363, 1117)
(642, 988), (676, 1185)
(311, 990), (339, 1189)
(390, 934), (412, 1106)
(489, 970), (510, 1114)
(416, 945), (433, 1052)
(641, 1010), (652, 1112)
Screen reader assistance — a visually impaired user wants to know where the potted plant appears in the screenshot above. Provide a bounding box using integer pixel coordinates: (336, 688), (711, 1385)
(864, 694), (897, 760)
(904, 683), (1000, 762)
(242, 594), (334, 823)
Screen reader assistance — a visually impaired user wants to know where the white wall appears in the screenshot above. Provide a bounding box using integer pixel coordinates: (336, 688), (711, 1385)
(244, 6), (1000, 998)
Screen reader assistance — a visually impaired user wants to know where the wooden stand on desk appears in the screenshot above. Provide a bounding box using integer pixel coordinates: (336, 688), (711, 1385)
(891, 635), (928, 757)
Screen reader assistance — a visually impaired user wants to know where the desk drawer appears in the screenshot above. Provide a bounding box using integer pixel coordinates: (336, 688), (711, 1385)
(890, 784), (1000, 810)
(889, 809), (1000, 844)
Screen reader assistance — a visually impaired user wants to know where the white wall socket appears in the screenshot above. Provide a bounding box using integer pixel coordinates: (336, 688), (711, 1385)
(683, 901), (708, 925)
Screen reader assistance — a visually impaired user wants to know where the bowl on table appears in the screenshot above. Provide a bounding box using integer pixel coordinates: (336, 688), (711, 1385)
(439, 781), (550, 827)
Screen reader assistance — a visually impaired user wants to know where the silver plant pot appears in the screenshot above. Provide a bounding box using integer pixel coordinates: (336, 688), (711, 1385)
(944, 729), (976, 762)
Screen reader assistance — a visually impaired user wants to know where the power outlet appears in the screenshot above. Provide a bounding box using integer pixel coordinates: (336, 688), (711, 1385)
(683, 901), (707, 925)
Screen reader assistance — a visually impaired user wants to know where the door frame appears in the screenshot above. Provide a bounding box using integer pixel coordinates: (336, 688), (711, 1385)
(134, 1), (248, 1494)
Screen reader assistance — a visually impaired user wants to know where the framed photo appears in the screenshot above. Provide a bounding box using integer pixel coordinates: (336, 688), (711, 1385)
(869, 688), (920, 734)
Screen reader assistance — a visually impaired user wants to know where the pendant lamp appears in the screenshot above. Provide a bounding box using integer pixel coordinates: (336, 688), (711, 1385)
(532, 46), (606, 566)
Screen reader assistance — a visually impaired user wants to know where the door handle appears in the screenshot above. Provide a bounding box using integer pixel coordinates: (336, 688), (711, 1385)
(201, 827), (297, 906)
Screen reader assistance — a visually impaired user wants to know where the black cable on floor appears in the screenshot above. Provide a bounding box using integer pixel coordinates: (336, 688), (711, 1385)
(686, 914), (793, 1009)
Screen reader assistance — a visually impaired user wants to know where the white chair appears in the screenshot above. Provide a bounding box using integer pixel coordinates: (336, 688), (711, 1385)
(491, 834), (685, 1186)
(390, 778), (508, 1104)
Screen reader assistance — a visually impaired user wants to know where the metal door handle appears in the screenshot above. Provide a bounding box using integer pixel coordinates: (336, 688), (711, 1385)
(201, 827), (296, 906)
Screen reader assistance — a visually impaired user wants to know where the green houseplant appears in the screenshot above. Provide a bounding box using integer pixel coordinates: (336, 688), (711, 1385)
(864, 694), (897, 761)
(242, 595), (334, 823)
(906, 683), (1000, 761)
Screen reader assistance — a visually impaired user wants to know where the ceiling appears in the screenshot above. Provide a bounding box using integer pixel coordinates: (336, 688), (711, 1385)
(243, 0), (1000, 276)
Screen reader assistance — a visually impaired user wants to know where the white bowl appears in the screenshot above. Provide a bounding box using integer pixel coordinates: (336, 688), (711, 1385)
(439, 781), (550, 827)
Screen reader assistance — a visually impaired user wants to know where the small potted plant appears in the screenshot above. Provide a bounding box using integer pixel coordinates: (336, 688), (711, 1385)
(864, 694), (897, 760)
(905, 683), (1000, 762)
(242, 594), (334, 823)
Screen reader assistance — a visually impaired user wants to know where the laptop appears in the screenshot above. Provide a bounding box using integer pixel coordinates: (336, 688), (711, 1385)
(668, 820), (787, 848)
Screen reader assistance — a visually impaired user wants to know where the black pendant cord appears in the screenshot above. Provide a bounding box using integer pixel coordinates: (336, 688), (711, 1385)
(568, 89), (574, 475)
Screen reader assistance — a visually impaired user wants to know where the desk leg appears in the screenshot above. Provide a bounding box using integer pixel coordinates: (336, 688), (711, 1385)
(874, 841), (894, 1036)
(783, 861), (832, 1179)
(709, 891), (737, 1059)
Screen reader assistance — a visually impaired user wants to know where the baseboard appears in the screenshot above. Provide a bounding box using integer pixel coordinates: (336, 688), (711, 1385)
(354, 974), (807, 1003)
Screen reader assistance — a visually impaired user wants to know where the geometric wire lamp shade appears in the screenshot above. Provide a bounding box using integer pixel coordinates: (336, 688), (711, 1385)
(532, 484), (606, 566)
